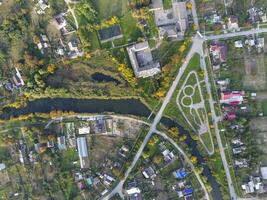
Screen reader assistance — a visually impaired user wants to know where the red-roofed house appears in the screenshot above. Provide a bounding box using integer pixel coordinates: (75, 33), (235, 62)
(220, 91), (245, 105)
(224, 112), (237, 121)
(209, 41), (227, 66)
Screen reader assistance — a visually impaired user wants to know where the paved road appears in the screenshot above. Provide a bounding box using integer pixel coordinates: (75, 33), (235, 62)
(64, 0), (79, 30)
(205, 28), (267, 41)
(155, 130), (210, 200)
(102, 36), (202, 200)
(198, 45), (237, 200)
(102, 20), (267, 200)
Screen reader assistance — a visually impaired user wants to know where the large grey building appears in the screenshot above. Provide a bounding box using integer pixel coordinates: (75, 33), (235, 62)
(127, 41), (161, 78)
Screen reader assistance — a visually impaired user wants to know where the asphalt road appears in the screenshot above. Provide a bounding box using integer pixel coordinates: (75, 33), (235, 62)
(102, 16), (267, 200)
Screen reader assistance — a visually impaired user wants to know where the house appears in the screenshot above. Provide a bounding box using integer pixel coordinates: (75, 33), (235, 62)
(234, 159), (248, 168)
(101, 189), (109, 196)
(183, 187), (193, 196)
(241, 176), (263, 194)
(260, 167), (267, 180)
(173, 168), (187, 179)
(256, 37), (265, 48)
(162, 149), (175, 164)
(53, 14), (67, 31)
(234, 40), (243, 48)
(0, 163), (6, 171)
(37, 34), (49, 51)
(67, 40), (84, 59)
(142, 166), (156, 179)
(35, 0), (50, 15)
(153, 0), (188, 38)
(232, 139), (243, 146)
(232, 146), (246, 155)
(127, 187), (141, 195)
(209, 41), (227, 67)
(76, 137), (89, 168)
(57, 136), (66, 150)
(78, 127), (90, 135)
(98, 25), (123, 43)
(248, 7), (260, 23)
(220, 91), (244, 105)
(19, 141), (29, 164)
(12, 68), (25, 87)
(227, 16), (239, 32)
(260, 14), (267, 23)
(127, 41), (161, 78)
(224, 111), (236, 121)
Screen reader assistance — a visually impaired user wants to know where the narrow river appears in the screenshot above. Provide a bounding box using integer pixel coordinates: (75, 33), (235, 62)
(1, 98), (222, 199)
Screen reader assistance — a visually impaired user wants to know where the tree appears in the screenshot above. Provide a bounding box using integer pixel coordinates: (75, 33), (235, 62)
(190, 156), (197, 164)
(47, 64), (56, 74)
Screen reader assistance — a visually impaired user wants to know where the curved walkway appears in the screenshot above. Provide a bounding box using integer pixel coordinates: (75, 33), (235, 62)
(176, 70), (214, 155)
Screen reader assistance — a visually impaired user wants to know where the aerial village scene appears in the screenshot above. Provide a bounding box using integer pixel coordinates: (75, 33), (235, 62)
(1, 0), (267, 200)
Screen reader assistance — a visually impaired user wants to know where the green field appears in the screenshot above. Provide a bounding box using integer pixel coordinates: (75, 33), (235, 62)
(261, 101), (267, 116)
(200, 132), (213, 153)
(92, 0), (128, 19)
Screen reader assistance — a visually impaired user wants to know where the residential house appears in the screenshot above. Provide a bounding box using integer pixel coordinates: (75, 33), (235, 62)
(19, 141), (29, 164)
(127, 41), (161, 78)
(78, 127), (90, 135)
(142, 166), (156, 179)
(209, 41), (227, 69)
(248, 7), (260, 23)
(12, 68), (25, 88)
(77, 137), (89, 169)
(227, 16), (239, 32)
(126, 186), (142, 200)
(241, 176), (263, 194)
(234, 40), (243, 48)
(67, 40), (84, 59)
(37, 34), (49, 53)
(260, 167), (267, 180)
(57, 136), (66, 150)
(220, 91), (245, 105)
(173, 168), (187, 179)
(53, 14), (67, 32)
(232, 146), (246, 155)
(234, 159), (248, 168)
(35, 0), (50, 15)
(153, 0), (188, 38)
(162, 149), (175, 164)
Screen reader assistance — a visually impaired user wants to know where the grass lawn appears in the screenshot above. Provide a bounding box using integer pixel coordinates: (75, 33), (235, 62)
(200, 132), (213, 152)
(92, 0), (128, 19)
(164, 53), (201, 123)
(163, 0), (172, 10)
(261, 100), (267, 115)
(120, 12), (142, 44)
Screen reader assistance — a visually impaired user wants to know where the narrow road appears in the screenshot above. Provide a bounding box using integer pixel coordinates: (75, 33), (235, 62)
(155, 130), (210, 200)
(64, 0), (79, 30)
(198, 45), (237, 200)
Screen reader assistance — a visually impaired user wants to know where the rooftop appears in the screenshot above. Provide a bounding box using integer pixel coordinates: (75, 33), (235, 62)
(98, 25), (123, 43)
(127, 41), (160, 78)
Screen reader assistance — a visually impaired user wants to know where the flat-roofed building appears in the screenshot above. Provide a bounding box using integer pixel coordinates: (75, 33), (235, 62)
(127, 41), (160, 78)
(153, 0), (188, 38)
(77, 137), (89, 169)
(98, 25), (123, 43)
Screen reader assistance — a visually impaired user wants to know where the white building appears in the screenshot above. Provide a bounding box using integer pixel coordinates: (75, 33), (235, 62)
(260, 167), (267, 180)
(127, 41), (161, 78)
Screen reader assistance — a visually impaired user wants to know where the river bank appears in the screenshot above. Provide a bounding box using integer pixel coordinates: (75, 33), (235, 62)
(0, 97), (222, 199)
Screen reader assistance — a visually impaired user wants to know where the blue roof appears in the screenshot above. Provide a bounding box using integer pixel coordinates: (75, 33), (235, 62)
(174, 169), (187, 179)
(183, 188), (193, 195)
